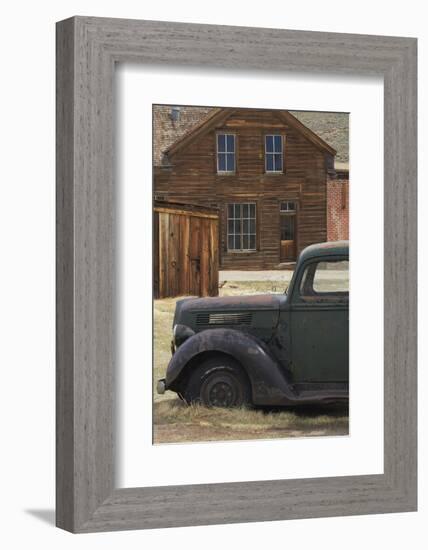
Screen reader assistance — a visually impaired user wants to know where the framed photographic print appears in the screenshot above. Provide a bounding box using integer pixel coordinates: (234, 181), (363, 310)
(151, 104), (350, 446)
(56, 17), (417, 532)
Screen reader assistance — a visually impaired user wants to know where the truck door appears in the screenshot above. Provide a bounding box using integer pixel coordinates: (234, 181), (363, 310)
(289, 257), (349, 383)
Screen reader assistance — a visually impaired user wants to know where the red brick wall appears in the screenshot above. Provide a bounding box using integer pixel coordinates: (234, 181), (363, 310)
(327, 173), (349, 242)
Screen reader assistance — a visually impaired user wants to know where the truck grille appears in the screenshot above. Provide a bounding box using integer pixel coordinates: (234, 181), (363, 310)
(195, 312), (253, 326)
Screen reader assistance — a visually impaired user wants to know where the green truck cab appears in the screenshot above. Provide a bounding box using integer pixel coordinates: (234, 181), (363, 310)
(157, 241), (349, 407)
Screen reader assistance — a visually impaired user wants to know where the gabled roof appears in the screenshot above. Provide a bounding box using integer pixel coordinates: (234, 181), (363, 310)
(288, 110), (349, 165)
(275, 111), (336, 156)
(153, 105), (349, 166)
(153, 105), (214, 166)
(166, 108), (236, 157)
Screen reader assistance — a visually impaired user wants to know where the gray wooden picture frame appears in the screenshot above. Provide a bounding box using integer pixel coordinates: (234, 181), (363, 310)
(56, 16), (417, 533)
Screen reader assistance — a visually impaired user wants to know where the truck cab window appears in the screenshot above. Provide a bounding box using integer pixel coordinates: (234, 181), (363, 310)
(299, 260), (349, 301)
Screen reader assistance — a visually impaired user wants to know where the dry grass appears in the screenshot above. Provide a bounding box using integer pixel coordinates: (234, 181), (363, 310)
(153, 399), (348, 444)
(153, 280), (349, 444)
(153, 297), (177, 403)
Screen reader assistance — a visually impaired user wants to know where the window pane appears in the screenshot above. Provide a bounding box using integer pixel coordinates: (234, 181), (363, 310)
(266, 154), (274, 171)
(274, 154), (283, 172)
(313, 261), (349, 293)
(218, 153), (226, 171)
(226, 153), (235, 172)
(281, 201), (296, 212)
(288, 219), (295, 240)
(265, 135), (274, 152)
(274, 135), (282, 152)
(280, 217), (286, 240)
(227, 202), (256, 251)
(217, 134), (226, 152)
(281, 216), (295, 240)
(226, 134), (235, 152)
(300, 260), (349, 298)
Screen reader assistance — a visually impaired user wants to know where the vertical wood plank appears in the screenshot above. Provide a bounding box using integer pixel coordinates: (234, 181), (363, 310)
(167, 214), (180, 297)
(199, 219), (209, 296)
(179, 215), (190, 295)
(189, 216), (201, 295)
(209, 218), (219, 296)
(158, 213), (169, 298)
(153, 210), (160, 298)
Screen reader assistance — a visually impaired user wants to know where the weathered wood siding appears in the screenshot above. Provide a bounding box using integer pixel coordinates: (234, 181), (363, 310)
(154, 203), (219, 298)
(154, 109), (328, 270)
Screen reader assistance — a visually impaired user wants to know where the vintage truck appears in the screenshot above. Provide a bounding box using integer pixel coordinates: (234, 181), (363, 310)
(157, 241), (349, 408)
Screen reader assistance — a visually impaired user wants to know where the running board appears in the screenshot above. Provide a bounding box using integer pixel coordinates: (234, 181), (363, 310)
(252, 384), (348, 406)
(294, 389), (348, 404)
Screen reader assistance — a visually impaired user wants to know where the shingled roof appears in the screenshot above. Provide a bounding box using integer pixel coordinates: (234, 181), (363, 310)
(153, 105), (349, 166)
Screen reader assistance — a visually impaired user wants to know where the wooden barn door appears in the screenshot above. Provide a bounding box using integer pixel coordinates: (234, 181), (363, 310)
(154, 204), (219, 298)
(280, 201), (297, 262)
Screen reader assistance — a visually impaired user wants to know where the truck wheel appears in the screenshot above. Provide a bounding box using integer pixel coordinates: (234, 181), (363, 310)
(183, 357), (250, 408)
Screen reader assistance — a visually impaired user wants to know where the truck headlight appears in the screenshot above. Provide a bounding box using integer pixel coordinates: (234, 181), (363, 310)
(173, 324), (195, 348)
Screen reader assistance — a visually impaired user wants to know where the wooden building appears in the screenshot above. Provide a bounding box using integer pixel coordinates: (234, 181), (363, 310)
(154, 106), (349, 270)
(153, 201), (219, 298)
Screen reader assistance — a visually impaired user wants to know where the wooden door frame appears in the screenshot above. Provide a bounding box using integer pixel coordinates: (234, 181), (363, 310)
(279, 199), (299, 262)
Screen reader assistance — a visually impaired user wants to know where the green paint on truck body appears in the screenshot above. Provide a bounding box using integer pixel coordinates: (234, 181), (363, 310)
(160, 241), (349, 406)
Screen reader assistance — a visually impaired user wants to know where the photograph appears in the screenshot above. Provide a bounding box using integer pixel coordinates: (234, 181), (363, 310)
(152, 104), (350, 444)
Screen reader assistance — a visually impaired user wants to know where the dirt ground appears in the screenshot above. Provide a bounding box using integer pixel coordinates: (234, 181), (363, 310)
(153, 277), (349, 445)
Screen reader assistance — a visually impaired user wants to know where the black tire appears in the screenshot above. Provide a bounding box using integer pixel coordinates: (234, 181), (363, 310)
(182, 357), (251, 408)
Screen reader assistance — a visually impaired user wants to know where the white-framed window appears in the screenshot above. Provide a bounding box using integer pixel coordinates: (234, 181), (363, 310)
(280, 201), (296, 212)
(227, 203), (256, 251)
(265, 134), (284, 173)
(217, 133), (236, 173)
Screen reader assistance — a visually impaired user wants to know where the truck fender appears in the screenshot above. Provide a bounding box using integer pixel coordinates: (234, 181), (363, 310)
(165, 328), (295, 406)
